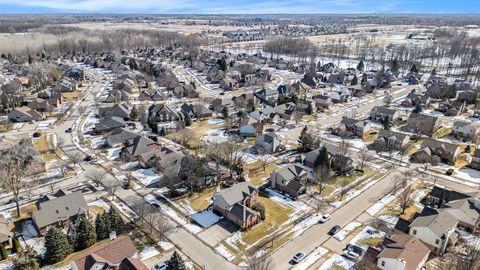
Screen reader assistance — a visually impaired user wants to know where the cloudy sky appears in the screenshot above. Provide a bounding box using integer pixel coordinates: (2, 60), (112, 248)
(0, 0), (477, 13)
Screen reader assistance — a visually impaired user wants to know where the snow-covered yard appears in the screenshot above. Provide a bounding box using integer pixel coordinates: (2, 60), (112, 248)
(349, 226), (385, 251)
(132, 168), (162, 186)
(140, 245), (160, 261)
(366, 193), (396, 216)
(106, 147), (122, 160)
(158, 241), (175, 251)
(88, 199), (111, 211)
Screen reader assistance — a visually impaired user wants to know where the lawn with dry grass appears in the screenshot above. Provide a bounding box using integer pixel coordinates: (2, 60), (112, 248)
(11, 203), (38, 220)
(177, 187), (216, 212)
(244, 160), (279, 187)
(363, 132), (378, 142)
(433, 127), (452, 138)
(241, 196), (292, 246)
(358, 237), (383, 247)
(382, 202), (421, 221)
(61, 90), (85, 100)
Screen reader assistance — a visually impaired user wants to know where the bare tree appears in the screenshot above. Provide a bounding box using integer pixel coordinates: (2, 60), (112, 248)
(85, 168), (106, 188)
(398, 178), (414, 214)
(383, 93), (393, 107)
(338, 177), (351, 201)
(245, 247), (274, 270)
(0, 139), (38, 217)
(312, 166), (333, 199)
(259, 155), (272, 172)
(358, 147), (371, 171)
(220, 141), (245, 181)
(150, 212), (175, 240)
(66, 151), (84, 168)
(175, 129), (195, 148)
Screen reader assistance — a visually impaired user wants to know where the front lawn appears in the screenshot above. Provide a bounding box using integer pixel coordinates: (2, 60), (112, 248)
(61, 90), (84, 100)
(433, 127), (452, 138)
(177, 187), (216, 212)
(241, 196), (292, 246)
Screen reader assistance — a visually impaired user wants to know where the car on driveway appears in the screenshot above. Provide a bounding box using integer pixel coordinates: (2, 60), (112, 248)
(152, 262), (167, 270)
(65, 128), (72, 133)
(318, 214), (331, 224)
(292, 252), (305, 264)
(328, 225), (342, 236)
(342, 244), (364, 261)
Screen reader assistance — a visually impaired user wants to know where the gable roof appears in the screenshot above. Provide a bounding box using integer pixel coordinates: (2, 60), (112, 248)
(216, 182), (256, 206)
(378, 234), (430, 270)
(106, 128), (139, 146)
(95, 116), (126, 132)
(410, 210), (458, 237)
(124, 136), (158, 158)
(70, 236), (147, 270)
(32, 190), (87, 229)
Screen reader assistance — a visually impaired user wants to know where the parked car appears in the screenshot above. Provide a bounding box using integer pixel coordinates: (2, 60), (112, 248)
(328, 225), (342, 236)
(152, 262), (167, 270)
(318, 214), (331, 224)
(292, 252), (305, 264)
(65, 128), (73, 133)
(84, 155), (93, 162)
(342, 244), (363, 261)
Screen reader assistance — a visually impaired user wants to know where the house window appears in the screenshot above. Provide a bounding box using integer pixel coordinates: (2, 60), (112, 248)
(413, 229), (417, 235)
(381, 261), (385, 267)
(435, 239), (440, 245)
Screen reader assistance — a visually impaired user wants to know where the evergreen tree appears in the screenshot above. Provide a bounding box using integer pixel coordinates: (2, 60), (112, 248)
(356, 60), (364, 72)
(361, 73), (368, 85)
(391, 58), (400, 73)
(351, 75), (358, 85)
(12, 245), (40, 270)
(95, 213), (110, 241)
(0, 243), (7, 260)
(246, 99), (255, 112)
(306, 103), (313, 115)
(75, 218), (97, 251)
(221, 107), (229, 119)
(107, 208), (125, 234)
(44, 227), (72, 264)
(314, 146), (329, 169)
(298, 126), (315, 152)
(166, 251), (187, 270)
(410, 64), (418, 73)
(67, 221), (78, 249)
(159, 126), (166, 136)
(129, 106), (140, 121)
(184, 114), (192, 126)
(12, 236), (22, 253)
(431, 68), (437, 76)
(413, 104), (422, 113)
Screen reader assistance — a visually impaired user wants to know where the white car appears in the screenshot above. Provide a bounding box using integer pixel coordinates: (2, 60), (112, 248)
(318, 214), (331, 224)
(292, 252), (305, 263)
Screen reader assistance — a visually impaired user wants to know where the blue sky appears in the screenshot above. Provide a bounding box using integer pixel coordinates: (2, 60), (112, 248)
(0, 0), (478, 14)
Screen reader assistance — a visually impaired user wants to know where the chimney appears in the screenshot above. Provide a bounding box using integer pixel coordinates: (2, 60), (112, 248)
(109, 231), (117, 240)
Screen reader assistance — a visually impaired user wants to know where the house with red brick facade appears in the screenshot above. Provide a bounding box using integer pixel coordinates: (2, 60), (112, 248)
(212, 182), (261, 230)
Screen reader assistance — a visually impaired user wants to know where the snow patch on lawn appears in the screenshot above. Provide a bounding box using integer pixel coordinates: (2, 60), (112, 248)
(292, 215), (322, 237)
(378, 215), (399, 225)
(318, 253), (354, 270)
(88, 199), (110, 211)
(215, 244), (235, 262)
(366, 194), (396, 216)
(334, 222), (362, 241)
(158, 241), (175, 251)
(225, 232), (247, 252)
(292, 247), (328, 270)
(349, 226), (385, 251)
(140, 245), (160, 261)
(106, 147), (122, 160)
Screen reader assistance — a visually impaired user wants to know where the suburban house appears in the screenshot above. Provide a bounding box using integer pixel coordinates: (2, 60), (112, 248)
(0, 216), (13, 253)
(70, 235), (148, 270)
(255, 132), (281, 153)
(255, 87), (278, 104)
(56, 77), (78, 92)
(409, 210), (458, 255)
(148, 103), (183, 131)
(303, 144), (339, 168)
(421, 138), (461, 165)
(94, 116), (127, 134)
(330, 154), (354, 175)
(269, 163), (307, 200)
(28, 98), (55, 112)
(180, 103), (213, 120)
(99, 103), (132, 119)
(219, 77), (239, 91)
(239, 117), (263, 137)
(470, 148), (480, 170)
(106, 127), (139, 148)
(451, 120), (480, 140)
(32, 190), (88, 235)
(332, 117), (373, 138)
(374, 130), (411, 151)
(313, 94), (333, 111)
(8, 106), (44, 122)
(211, 98), (235, 112)
(212, 182), (260, 230)
(120, 136), (161, 162)
(250, 108), (279, 123)
(402, 113), (442, 137)
(370, 106), (400, 123)
(376, 234), (430, 270)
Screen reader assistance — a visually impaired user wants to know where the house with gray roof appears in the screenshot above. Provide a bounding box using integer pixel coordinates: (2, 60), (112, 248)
(106, 127), (138, 148)
(32, 190), (88, 235)
(8, 106), (44, 122)
(269, 163), (307, 200)
(420, 138), (461, 165)
(255, 87), (278, 104)
(374, 130), (411, 151)
(402, 113), (442, 137)
(255, 132), (281, 153)
(94, 116), (126, 134)
(212, 182), (260, 230)
(409, 210), (459, 255)
(0, 216), (12, 252)
(370, 106), (400, 123)
(120, 136), (161, 162)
